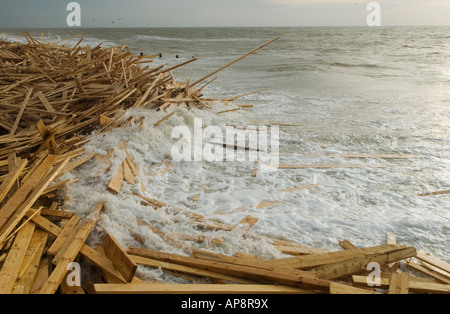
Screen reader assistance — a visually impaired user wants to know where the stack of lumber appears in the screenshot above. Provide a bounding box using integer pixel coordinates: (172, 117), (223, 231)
(0, 33), (221, 294)
(0, 33), (448, 295)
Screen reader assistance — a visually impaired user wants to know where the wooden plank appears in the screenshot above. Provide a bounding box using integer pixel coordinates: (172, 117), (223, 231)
(405, 261), (450, 284)
(131, 255), (257, 285)
(269, 245), (405, 268)
(40, 208), (74, 219)
(47, 215), (81, 256)
(0, 155), (63, 246)
(191, 37), (280, 87)
(278, 184), (319, 193)
(274, 164), (385, 170)
(94, 283), (318, 295)
(417, 189), (450, 197)
(10, 88), (33, 136)
(352, 275), (450, 294)
(127, 247), (330, 292)
(13, 229), (48, 294)
(416, 251), (450, 274)
(39, 201), (105, 294)
(312, 247), (417, 280)
(153, 111), (175, 126)
(0, 158), (27, 203)
(35, 91), (55, 112)
(0, 222), (36, 294)
(386, 232), (397, 245)
(235, 215), (259, 229)
(29, 256), (51, 294)
(102, 231), (137, 282)
(339, 240), (357, 250)
(122, 160), (136, 184)
(107, 163), (124, 194)
(388, 272), (410, 294)
(330, 282), (381, 294)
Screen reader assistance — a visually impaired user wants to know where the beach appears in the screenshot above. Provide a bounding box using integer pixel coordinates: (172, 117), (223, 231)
(0, 27), (449, 294)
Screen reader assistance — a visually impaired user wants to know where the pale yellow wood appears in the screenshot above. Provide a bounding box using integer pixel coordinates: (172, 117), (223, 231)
(330, 282), (381, 294)
(388, 272), (410, 294)
(102, 231), (137, 282)
(0, 156), (66, 246)
(0, 222), (36, 294)
(235, 215), (259, 229)
(29, 256), (51, 294)
(131, 255), (257, 285)
(47, 215), (81, 256)
(80, 245), (127, 284)
(107, 163), (124, 194)
(93, 283), (318, 295)
(416, 251), (450, 274)
(122, 160), (136, 184)
(352, 275), (450, 294)
(0, 158), (27, 203)
(13, 229), (48, 294)
(40, 201), (105, 294)
(405, 261), (450, 284)
(127, 247), (330, 292)
(10, 88), (33, 136)
(270, 245), (405, 268)
(312, 247), (417, 280)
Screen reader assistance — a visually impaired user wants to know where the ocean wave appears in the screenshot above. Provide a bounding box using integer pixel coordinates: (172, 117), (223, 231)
(129, 34), (260, 43)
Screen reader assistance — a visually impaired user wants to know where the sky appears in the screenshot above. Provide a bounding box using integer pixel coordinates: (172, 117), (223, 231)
(0, 0), (449, 28)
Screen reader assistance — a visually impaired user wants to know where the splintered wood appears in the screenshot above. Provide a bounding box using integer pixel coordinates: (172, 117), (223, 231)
(0, 34), (448, 295)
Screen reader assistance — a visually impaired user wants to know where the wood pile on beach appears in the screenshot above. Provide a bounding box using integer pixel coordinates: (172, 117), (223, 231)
(0, 33), (449, 294)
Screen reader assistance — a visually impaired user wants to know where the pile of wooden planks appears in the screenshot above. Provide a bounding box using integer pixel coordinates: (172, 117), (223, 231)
(0, 33), (448, 295)
(91, 233), (450, 294)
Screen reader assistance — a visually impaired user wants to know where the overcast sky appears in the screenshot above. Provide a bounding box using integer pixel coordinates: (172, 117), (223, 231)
(0, 0), (449, 28)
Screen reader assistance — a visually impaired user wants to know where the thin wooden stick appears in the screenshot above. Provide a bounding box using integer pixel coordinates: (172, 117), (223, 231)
(191, 37), (280, 87)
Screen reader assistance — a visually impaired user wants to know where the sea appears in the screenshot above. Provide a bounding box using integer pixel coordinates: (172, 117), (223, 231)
(1, 27), (449, 281)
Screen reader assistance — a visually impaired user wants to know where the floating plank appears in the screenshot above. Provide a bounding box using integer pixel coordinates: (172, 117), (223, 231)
(107, 163), (124, 194)
(153, 111), (175, 126)
(235, 215), (259, 229)
(278, 184), (319, 193)
(102, 231), (137, 283)
(274, 164), (385, 170)
(417, 189), (450, 197)
(191, 37), (280, 87)
(122, 160), (136, 184)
